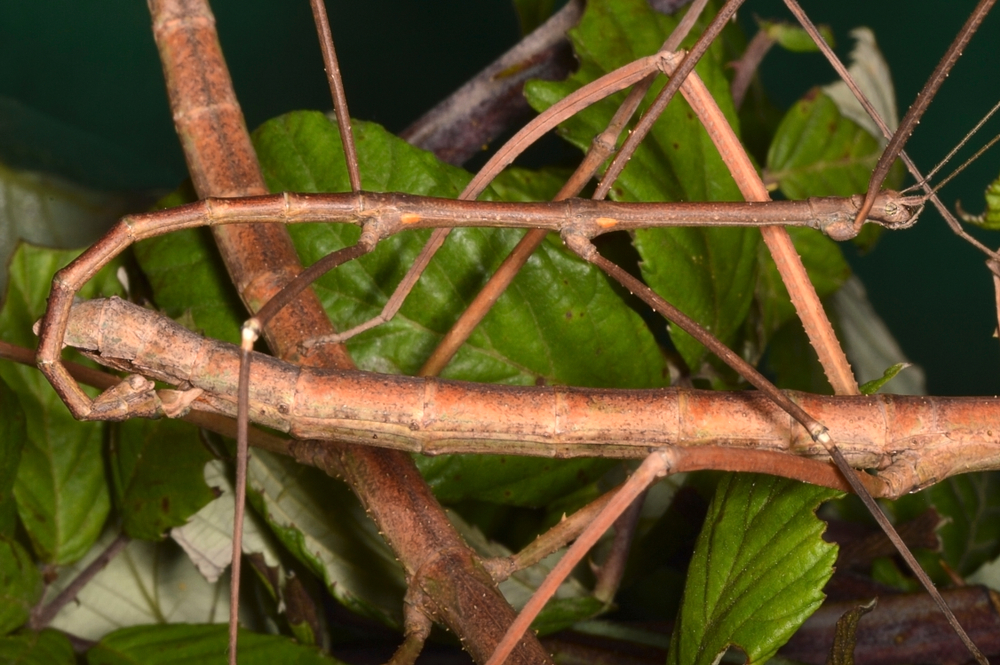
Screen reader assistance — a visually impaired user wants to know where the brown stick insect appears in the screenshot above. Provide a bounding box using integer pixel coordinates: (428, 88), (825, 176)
(18, 0), (1000, 662)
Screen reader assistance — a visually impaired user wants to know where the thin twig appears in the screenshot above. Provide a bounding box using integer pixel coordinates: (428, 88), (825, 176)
(29, 532), (131, 631)
(309, 0), (361, 192)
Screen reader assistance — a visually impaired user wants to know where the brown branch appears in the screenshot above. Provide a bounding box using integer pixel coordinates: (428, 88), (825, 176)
(61, 297), (1000, 500)
(143, 1), (550, 662)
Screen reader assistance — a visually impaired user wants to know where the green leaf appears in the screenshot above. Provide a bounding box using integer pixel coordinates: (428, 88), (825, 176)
(0, 376), (27, 537)
(820, 28), (898, 145)
(758, 20), (835, 53)
(252, 110), (667, 503)
(0, 244), (124, 564)
(963, 172), (1000, 230)
(111, 418), (216, 541)
(246, 450), (407, 627)
(0, 629), (75, 664)
(170, 460), (285, 585)
(0, 536), (43, 635)
(826, 599), (876, 665)
(0, 158), (133, 296)
(667, 474), (840, 665)
(133, 186), (245, 345)
(524, 0), (759, 370)
(418, 455), (615, 506)
(87, 624), (343, 665)
(896, 473), (1000, 578)
(858, 362), (911, 395)
(765, 91), (885, 200)
(755, 226), (850, 339)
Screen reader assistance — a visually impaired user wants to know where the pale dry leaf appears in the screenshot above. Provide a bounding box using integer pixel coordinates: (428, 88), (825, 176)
(822, 27), (899, 143)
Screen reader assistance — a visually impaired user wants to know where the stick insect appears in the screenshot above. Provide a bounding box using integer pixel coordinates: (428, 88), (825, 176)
(23, 0), (1000, 662)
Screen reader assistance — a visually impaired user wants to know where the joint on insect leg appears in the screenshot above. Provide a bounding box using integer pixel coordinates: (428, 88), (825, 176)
(241, 318), (262, 352)
(159, 388), (205, 418)
(809, 423), (832, 449)
(653, 49), (683, 76)
(561, 231), (597, 260)
(89, 374), (162, 421)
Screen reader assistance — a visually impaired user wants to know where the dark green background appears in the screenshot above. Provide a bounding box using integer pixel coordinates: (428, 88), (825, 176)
(2, 0), (998, 394)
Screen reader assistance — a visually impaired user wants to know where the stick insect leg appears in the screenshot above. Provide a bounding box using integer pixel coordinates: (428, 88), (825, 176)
(567, 234), (990, 665)
(785, 0), (1000, 260)
(230, 5), (367, 662)
(486, 449), (678, 665)
(303, 51), (682, 350)
(419, 0), (713, 376)
(851, 0), (996, 228)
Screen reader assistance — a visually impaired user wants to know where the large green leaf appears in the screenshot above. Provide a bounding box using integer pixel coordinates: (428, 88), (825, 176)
(0, 536), (42, 634)
(111, 418), (215, 541)
(755, 226), (850, 343)
(0, 157), (134, 297)
(132, 187), (245, 346)
(254, 110), (667, 390)
(170, 460), (284, 585)
(0, 629), (74, 664)
(667, 474), (839, 665)
(87, 624), (343, 665)
(765, 91), (886, 200)
(0, 376), (26, 537)
(0, 244), (124, 564)
(523, 0), (759, 370)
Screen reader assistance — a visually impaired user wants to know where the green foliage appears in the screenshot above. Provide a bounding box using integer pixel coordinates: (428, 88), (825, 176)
(667, 475), (840, 665)
(0, 245), (124, 565)
(0, 629), (75, 664)
(87, 624), (343, 665)
(0, 536), (42, 634)
(757, 19), (835, 53)
(0, 0), (992, 662)
(525, 0), (758, 370)
(112, 418), (216, 541)
(858, 362), (910, 395)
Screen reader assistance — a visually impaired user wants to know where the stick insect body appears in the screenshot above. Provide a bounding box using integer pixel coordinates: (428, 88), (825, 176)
(28, 0), (996, 662)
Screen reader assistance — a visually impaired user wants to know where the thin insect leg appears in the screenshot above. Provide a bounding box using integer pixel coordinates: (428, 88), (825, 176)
(570, 235), (990, 665)
(593, 0), (746, 200)
(921, 126), (1000, 198)
(486, 449), (678, 665)
(303, 53), (674, 348)
(730, 29), (776, 109)
(914, 97), (1000, 188)
(852, 0), (996, 228)
(785, 0), (1000, 260)
(309, 0), (361, 192)
(228, 6), (365, 655)
(419, 0), (712, 376)
(229, 331), (253, 665)
(592, 490), (646, 603)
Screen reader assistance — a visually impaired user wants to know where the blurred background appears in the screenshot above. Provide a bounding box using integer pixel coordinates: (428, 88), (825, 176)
(1, 0), (997, 394)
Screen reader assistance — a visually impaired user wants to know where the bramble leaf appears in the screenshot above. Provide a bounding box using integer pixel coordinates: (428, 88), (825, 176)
(667, 474), (839, 665)
(0, 244), (124, 564)
(525, 0), (758, 371)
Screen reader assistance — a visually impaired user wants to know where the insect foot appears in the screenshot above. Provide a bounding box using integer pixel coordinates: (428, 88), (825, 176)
(88, 374), (163, 421)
